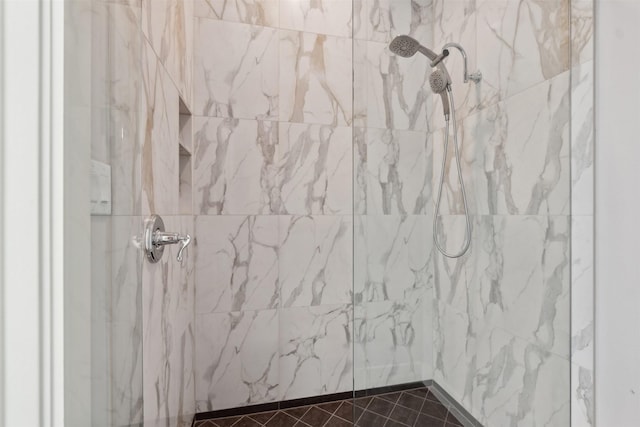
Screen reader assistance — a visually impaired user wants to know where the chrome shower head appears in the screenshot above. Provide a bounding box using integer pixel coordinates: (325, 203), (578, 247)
(389, 35), (422, 58)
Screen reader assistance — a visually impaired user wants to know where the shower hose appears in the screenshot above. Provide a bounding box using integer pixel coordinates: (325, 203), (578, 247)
(433, 89), (472, 258)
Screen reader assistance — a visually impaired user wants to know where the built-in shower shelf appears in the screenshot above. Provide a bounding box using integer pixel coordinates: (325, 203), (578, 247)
(179, 97), (192, 215)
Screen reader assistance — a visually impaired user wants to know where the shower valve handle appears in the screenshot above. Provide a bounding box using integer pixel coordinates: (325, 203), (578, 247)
(144, 215), (192, 263)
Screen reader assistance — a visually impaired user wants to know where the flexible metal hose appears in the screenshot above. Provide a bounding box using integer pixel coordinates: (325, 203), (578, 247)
(433, 89), (472, 258)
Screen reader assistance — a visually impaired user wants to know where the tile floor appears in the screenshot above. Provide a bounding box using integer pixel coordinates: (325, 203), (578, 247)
(194, 387), (465, 427)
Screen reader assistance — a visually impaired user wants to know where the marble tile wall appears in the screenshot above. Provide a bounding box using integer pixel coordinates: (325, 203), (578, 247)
(90, 0), (197, 426)
(428, 0), (593, 427)
(90, 1), (592, 425)
(571, 1), (595, 426)
(192, 0), (435, 412)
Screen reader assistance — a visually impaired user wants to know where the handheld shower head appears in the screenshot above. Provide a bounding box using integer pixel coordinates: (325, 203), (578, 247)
(429, 69), (451, 118)
(429, 69), (449, 94)
(389, 35), (421, 58)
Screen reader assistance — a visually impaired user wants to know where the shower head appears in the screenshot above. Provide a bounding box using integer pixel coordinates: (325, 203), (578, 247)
(429, 69), (449, 94)
(389, 35), (452, 119)
(389, 35), (422, 58)
(430, 70), (451, 118)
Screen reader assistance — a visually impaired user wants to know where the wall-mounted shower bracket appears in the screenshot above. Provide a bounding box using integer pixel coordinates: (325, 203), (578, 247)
(441, 42), (482, 84)
(144, 215), (191, 263)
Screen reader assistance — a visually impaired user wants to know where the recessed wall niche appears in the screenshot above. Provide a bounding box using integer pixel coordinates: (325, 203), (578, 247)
(179, 97), (192, 215)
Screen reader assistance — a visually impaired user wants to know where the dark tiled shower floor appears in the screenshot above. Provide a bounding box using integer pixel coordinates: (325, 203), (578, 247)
(194, 387), (464, 427)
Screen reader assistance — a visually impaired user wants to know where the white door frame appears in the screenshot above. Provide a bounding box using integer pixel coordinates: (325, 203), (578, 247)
(1, 1), (70, 425)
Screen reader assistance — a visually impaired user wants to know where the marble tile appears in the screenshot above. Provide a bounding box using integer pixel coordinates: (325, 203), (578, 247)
(110, 320), (144, 426)
(354, 40), (432, 131)
(280, 30), (353, 126)
(277, 123), (352, 215)
(365, 128), (432, 215)
(434, 71), (571, 216)
(192, 117), (279, 214)
(195, 216), (279, 314)
(572, 0), (594, 66)
(354, 215), (432, 303)
(107, 212), (144, 424)
(280, 0), (352, 37)
(107, 3), (144, 215)
(354, 0), (432, 43)
(431, 0), (479, 129)
(279, 215), (352, 307)
(141, 38), (180, 215)
(279, 304), (352, 400)
(433, 302), (570, 427)
(435, 215), (571, 360)
(194, 0), (279, 27)
(354, 293), (432, 390)
(571, 62), (594, 216)
(571, 363), (594, 427)
(142, 0), (194, 107)
(571, 216), (593, 368)
(196, 309), (279, 411)
(476, 0), (570, 109)
(353, 127), (367, 214)
(87, 4), (143, 216)
(142, 216), (196, 426)
(194, 18), (279, 119)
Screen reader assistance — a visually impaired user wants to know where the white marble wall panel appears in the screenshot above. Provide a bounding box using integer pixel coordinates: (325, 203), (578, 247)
(475, 0), (570, 110)
(571, 215), (594, 427)
(193, 117), (279, 214)
(280, 31), (352, 126)
(353, 0), (431, 43)
(194, 0), (279, 26)
(142, 0), (194, 107)
(141, 38), (180, 216)
(354, 40), (432, 131)
(354, 215), (432, 303)
(432, 0), (478, 127)
(572, 0), (594, 66)
(91, 216), (112, 427)
(365, 128), (431, 215)
(93, 3), (142, 215)
(195, 216), (279, 313)
(571, 62), (594, 216)
(433, 301), (570, 427)
(279, 215), (352, 307)
(435, 215), (570, 360)
(354, 293), (432, 390)
(195, 309), (279, 411)
(194, 19), (279, 119)
(570, 2), (593, 424)
(142, 216), (195, 427)
(433, 71), (571, 216)
(279, 304), (352, 400)
(353, 127), (367, 214)
(277, 123), (352, 215)
(280, 0), (352, 37)
(110, 219), (144, 427)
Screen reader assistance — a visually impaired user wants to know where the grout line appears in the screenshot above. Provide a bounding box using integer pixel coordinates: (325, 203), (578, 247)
(413, 393), (428, 427)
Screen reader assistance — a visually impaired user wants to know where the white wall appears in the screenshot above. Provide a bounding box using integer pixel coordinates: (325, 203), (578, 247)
(595, 1), (640, 425)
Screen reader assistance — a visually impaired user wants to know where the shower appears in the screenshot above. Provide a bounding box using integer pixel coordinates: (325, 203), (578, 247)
(389, 35), (481, 258)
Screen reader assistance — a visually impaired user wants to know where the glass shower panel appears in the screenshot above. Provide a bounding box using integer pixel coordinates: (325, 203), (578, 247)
(69, 1), (145, 425)
(352, 0), (573, 426)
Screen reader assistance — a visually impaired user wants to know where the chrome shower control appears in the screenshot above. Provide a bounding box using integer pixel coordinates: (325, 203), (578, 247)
(144, 215), (191, 263)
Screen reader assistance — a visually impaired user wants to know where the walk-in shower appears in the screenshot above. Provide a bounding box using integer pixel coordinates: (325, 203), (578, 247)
(66, 0), (590, 426)
(389, 35), (479, 258)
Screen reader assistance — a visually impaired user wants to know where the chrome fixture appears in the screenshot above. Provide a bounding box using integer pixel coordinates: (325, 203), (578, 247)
(144, 215), (191, 263)
(441, 42), (482, 84)
(389, 35), (476, 258)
